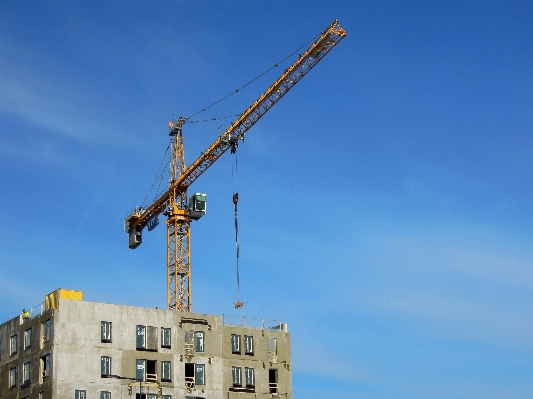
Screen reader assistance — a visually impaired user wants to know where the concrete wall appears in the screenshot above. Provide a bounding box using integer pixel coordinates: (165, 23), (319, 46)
(0, 298), (291, 399)
(0, 310), (55, 399)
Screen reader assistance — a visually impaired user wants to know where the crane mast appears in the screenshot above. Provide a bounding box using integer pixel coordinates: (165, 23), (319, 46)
(125, 20), (346, 312)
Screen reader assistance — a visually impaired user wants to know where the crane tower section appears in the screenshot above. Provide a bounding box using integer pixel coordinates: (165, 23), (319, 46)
(125, 20), (346, 312)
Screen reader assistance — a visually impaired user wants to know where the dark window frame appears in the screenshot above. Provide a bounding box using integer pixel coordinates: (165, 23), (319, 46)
(161, 327), (171, 348)
(24, 328), (32, 350)
(231, 334), (241, 354)
(101, 321), (112, 343)
(244, 335), (254, 355)
(161, 361), (171, 382)
(101, 356), (112, 377)
(10, 334), (17, 356)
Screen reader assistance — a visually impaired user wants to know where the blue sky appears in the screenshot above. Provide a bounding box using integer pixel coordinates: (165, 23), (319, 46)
(1, 1), (532, 398)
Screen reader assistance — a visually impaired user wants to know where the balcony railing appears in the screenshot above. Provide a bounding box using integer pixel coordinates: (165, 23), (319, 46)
(20, 302), (51, 324)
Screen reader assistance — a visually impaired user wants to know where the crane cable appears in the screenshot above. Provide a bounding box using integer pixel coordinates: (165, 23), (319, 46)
(141, 144), (171, 209)
(232, 154), (244, 309)
(184, 32), (321, 122)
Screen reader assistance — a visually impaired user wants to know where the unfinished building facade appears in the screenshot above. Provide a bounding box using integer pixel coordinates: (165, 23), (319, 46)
(0, 290), (292, 399)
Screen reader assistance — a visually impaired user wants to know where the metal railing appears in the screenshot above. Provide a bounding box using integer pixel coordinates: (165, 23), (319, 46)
(20, 302), (50, 324)
(269, 382), (279, 393)
(222, 315), (287, 331)
(185, 376), (195, 390)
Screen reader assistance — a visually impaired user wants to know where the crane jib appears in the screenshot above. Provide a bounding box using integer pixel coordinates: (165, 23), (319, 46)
(126, 20), (346, 234)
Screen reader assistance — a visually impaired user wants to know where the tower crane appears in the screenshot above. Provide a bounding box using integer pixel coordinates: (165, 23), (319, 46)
(124, 20), (346, 312)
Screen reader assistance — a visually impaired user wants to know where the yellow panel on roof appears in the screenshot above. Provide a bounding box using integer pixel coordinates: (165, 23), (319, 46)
(45, 288), (84, 309)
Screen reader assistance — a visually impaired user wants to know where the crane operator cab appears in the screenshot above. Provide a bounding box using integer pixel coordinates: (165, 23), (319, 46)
(188, 193), (207, 220)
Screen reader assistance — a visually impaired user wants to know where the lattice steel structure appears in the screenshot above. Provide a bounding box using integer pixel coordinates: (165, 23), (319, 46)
(125, 20), (346, 312)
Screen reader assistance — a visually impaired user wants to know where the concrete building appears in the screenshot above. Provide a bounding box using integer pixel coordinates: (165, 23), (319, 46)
(0, 290), (292, 399)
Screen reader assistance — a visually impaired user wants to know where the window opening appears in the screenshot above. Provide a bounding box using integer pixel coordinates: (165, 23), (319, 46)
(269, 369), (278, 393)
(9, 367), (17, 388)
(185, 363), (195, 389)
(23, 361), (31, 383)
(184, 330), (194, 354)
(161, 361), (171, 382)
(232, 366), (242, 386)
(39, 392), (44, 399)
(137, 326), (158, 351)
(136, 359), (145, 381)
(24, 328), (32, 350)
(184, 363), (205, 387)
(244, 335), (254, 355)
(101, 356), (111, 376)
(136, 326), (146, 349)
(75, 390), (87, 399)
(267, 337), (277, 363)
(195, 331), (204, 352)
(245, 367), (255, 387)
(10, 334), (17, 356)
(137, 359), (157, 382)
(40, 354), (50, 382)
(101, 322), (112, 343)
(162, 396), (172, 399)
(161, 327), (171, 348)
(100, 391), (111, 399)
(195, 364), (205, 385)
(42, 320), (51, 344)
(231, 334), (240, 354)
(147, 360), (157, 382)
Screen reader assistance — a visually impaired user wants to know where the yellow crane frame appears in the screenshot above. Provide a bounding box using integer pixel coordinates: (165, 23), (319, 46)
(125, 20), (346, 312)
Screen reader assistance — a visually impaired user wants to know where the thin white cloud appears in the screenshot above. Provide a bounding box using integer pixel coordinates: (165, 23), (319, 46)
(0, 39), (140, 151)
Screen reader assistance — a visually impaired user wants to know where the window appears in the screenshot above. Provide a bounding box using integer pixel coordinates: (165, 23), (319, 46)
(195, 331), (204, 352)
(162, 396), (172, 399)
(185, 330), (194, 354)
(185, 330), (205, 353)
(269, 369), (278, 393)
(23, 361), (31, 383)
(161, 327), (171, 348)
(75, 390), (87, 399)
(231, 334), (240, 354)
(100, 391), (111, 399)
(136, 325), (145, 349)
(137, 325), (158, 351)
(232, 366), (242, 386)
(39, 392), (44, 399)
(41, 354), (51, 380)
(24, 328), (32, 350)
(161, 361), (171, 382)
(101, 356), (111, 376)
(10, 334), (17, 356)
(244, 335), (254, 355)
(136, 359), (157, 382)
(9, 367), (17, 388)
(42, 319), (51, 343)
(101, 322), (112, 343)
(185, 363), (205, 388)
(268, 337), (277, 363)
(245, 367), (255, 387)
(195, 364), (205, 385)
(136, 359), (145, 381)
